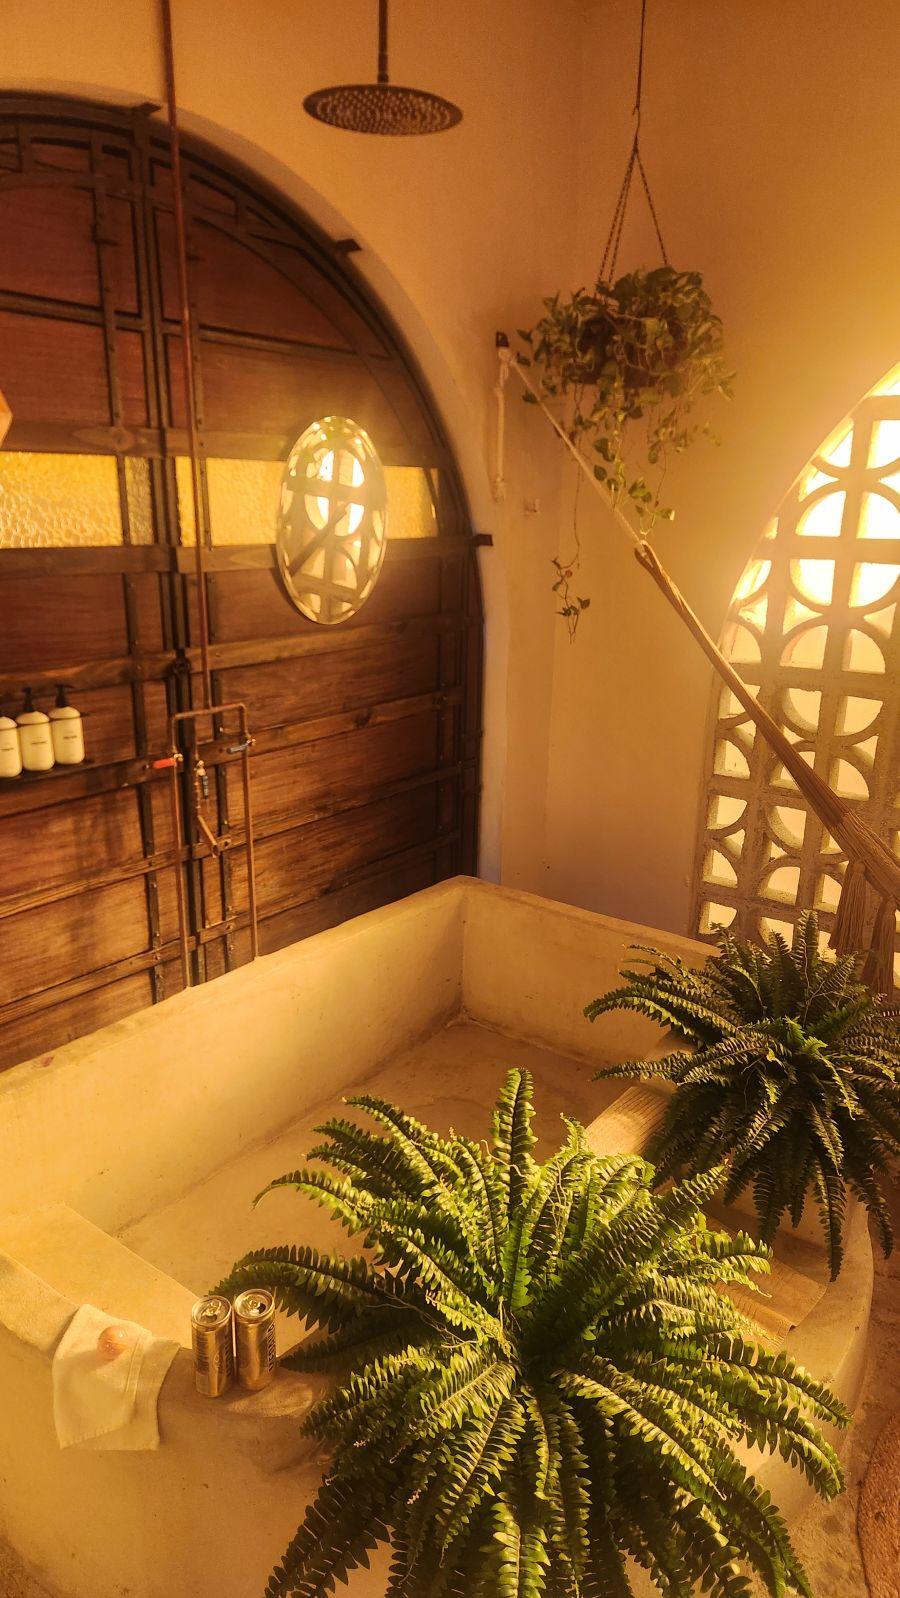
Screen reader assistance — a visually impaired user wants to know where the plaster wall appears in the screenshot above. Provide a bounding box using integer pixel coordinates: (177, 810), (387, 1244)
(541, 0), (900, 932)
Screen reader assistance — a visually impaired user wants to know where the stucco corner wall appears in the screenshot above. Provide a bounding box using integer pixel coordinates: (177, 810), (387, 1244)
(458, 875), (708, 1062)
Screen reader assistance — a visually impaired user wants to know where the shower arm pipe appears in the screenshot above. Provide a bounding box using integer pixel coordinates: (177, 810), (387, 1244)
(378, 0), (389, 82)
(159, 0), (213, 710)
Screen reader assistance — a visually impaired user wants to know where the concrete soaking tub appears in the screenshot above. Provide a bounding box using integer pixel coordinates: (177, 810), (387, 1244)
(0, 878), (873, 1598)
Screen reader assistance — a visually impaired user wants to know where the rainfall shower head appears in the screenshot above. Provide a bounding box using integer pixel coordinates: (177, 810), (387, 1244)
(303, 0), (462, 136)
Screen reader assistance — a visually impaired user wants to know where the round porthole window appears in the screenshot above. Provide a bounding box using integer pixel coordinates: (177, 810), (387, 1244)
(276, 416), (388, 625)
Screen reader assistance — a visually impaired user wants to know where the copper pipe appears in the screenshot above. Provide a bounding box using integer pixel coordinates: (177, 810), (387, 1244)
(166, 704), (259, 986)
(154, 750), (192, 986)
(159, 0), (213, 709)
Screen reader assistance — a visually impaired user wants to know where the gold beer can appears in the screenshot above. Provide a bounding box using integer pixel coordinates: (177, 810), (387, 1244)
(191, 1294), (234, 1398)
(233, 1288), (277, 1391)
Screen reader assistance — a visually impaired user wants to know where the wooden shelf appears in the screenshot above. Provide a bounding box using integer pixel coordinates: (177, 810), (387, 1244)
(0, 758), (96, 789)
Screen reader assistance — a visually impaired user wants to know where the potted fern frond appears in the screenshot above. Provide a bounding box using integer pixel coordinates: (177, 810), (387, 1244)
(586, 911), (900, 1279)
(219, 1069), (847, 1598)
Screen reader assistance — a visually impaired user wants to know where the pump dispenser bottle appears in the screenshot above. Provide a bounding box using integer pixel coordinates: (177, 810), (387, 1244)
(49, 683), (85, 766)
(0, 711), (22, 778)
(17, 687), (54, 772)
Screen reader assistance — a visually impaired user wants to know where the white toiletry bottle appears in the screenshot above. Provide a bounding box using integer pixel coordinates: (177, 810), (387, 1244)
(17, 687), (55, 772)
(0, 712), (22, 778)
(49, 683), (85, 766)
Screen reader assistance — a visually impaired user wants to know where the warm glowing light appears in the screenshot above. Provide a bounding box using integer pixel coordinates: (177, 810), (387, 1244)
(790, 558), (834, 606)
(795, 492), (844, 537)
(850, 562), (900, 607)
(858, 491), (900, 539)
(868, 419), (900, 468)
(733, 558), (770, 601)
(872, 364), (900, 397)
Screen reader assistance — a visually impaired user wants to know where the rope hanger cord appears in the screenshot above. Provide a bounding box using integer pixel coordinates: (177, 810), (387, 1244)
(503, 350), (900, 991)
(599, 0), (669, 280)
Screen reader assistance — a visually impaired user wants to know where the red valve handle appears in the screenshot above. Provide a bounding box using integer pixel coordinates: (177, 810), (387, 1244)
(151, 755), (181, 770)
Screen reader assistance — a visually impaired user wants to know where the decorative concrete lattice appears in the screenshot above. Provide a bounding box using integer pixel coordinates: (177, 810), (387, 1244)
(695, 366), (900, 985)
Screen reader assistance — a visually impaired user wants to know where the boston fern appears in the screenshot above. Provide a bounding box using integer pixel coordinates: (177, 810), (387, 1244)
(218, 1069), (847, 1598)
(586, 912), (900, 1278)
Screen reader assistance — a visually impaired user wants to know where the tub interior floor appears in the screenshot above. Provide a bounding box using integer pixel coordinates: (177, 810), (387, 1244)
(118, 1018), (620, 1313)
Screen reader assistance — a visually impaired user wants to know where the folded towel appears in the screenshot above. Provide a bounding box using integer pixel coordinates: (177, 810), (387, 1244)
(52, 1303), (179, 1451)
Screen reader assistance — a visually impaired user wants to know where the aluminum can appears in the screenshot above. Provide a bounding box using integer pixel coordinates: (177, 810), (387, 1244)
(233, 1288), (277, 1391)
(191, 1294), (234, 1398)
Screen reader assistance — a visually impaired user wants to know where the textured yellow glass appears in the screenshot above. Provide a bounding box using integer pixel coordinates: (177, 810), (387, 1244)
(384, 467), (437, 538)
(176, 458), (283, 546)
(0, 452), (121, 546)
(124, 458), (154, 545)
(174, 459), (437, 545)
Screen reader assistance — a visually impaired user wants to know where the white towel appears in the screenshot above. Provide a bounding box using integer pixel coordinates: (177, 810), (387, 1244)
(52, 1303), (179, 1451)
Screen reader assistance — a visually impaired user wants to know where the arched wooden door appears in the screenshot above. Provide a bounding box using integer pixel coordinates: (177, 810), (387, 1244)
(0, 95), (483, 1069)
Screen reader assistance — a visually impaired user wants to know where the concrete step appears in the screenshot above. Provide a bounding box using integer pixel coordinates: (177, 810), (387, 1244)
(0, 1205), (194, 1348)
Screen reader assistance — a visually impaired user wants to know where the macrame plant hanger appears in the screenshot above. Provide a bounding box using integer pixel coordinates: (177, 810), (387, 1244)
(496, 0), (900, 992)
(598, 0), (669, 283)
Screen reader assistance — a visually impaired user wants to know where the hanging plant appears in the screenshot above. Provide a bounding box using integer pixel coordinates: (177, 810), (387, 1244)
(516, 0), (733, 636)
(218, 1070), (847, 1597)
(520, 264), (732, 528)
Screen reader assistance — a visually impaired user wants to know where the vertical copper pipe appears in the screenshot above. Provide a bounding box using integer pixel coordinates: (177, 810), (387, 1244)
(159, 0), (213, 710)
(168, 757), (192, 988)
(239, 704), (260, 961)
(377, 0), (389, 83)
